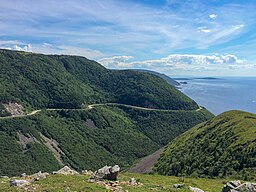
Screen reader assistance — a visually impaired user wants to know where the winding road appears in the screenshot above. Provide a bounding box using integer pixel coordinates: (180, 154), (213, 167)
(0, 103), (203, 120)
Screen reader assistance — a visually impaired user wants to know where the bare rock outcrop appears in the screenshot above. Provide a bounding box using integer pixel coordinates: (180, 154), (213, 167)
(39, 133), (65, 165)
(17, 132), (39, 150)
(3, 102), (25, 116)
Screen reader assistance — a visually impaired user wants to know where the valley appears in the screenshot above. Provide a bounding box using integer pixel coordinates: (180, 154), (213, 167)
(0, 49), (255, 192)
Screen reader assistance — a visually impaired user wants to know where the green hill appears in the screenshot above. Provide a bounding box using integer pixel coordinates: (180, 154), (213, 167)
(133, 69), (180, 87)
(0, 49), (213, 176)
(154, 110), (256, 180)
(0, 49), (197, 112)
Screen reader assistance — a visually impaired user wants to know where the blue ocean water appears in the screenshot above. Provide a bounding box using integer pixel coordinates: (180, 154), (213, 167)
(177, 77), (256, 115)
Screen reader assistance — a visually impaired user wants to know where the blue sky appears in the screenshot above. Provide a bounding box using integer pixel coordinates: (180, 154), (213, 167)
(0, 0), (256, 76)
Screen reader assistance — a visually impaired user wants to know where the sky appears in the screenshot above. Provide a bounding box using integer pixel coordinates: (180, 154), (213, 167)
(0, 0), (256, 76)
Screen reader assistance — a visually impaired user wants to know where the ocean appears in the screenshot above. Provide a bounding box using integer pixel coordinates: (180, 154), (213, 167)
(176, 77), (256, 115)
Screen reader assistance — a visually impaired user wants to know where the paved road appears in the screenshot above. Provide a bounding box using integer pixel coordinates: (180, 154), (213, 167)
(0, 103), (203, 120)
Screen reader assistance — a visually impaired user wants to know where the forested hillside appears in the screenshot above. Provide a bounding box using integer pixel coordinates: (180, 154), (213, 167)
(0, 49), (197, 114)
(0, 106), (212, 176)
(154, 110), (256, 180)
(134, 69), (180, 87)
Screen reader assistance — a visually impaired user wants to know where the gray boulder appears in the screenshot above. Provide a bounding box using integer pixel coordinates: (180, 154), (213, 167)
(130, 177), (136, 185)
(173, 184), (184, 188)
(82, 170), (94, 176)
(10, 180), (30, 187)
(21, 173), (27, 178)
(90, 165), (120, 181)
(189, 186), (205, 192)
(222, 181), (242, 192)
(31, 171), (49, 181)
(222, 181), (256, 192)
(53, 166), (79, 175)
(233, 183), (256, 192)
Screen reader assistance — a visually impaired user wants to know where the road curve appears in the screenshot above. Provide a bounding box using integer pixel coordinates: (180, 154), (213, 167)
(0, 103), (203, 120)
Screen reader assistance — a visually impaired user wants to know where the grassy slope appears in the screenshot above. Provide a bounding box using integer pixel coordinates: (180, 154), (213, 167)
(0, 173), (229, 192)
(154, 110), (256, 180)
(0, 49), (198, 112)
(0, 106), (213, 176)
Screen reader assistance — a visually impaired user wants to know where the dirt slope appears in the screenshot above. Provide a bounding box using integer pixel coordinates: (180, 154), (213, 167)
(128, 148), (164, 173)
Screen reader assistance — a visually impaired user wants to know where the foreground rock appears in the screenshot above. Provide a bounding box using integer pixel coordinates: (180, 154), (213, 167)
(222, 180), (241, 192)
(10, 171), (49, 187)
(82, 170), (94, 176)
(189, 186), (205, 192)
(31, 171), (49, 181)
(222, 180), (256, 192)
(53, 166), (79, 175)
(173, 184), (184, 188)
(10, 180), (30, 187)
(90, 165), (120, 181)
(92, 179), (143, 192)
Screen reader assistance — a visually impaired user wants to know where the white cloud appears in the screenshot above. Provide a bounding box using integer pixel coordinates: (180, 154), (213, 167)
(209, 14), (217, 19)
(196, 24), (246, 49)
(30, 44), (106, 59)
(233, 24), (244, 30)
(98, 54), (249, 75)
(0, 40), (20, 45)
(200, 29), (211, 33)
(197, 26), (211, 33)
(0, 42), (105, 59)
(99, 54), (244, 68)
(98, 56), (134, 67)
(0, 43), (32, 52)
(13, 44), (32, 52)
(43, 43), (53, 47)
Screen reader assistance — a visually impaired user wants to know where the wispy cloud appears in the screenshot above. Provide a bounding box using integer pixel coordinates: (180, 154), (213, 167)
(30, 44), (105, 59)
(0, 0), (254, 56)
